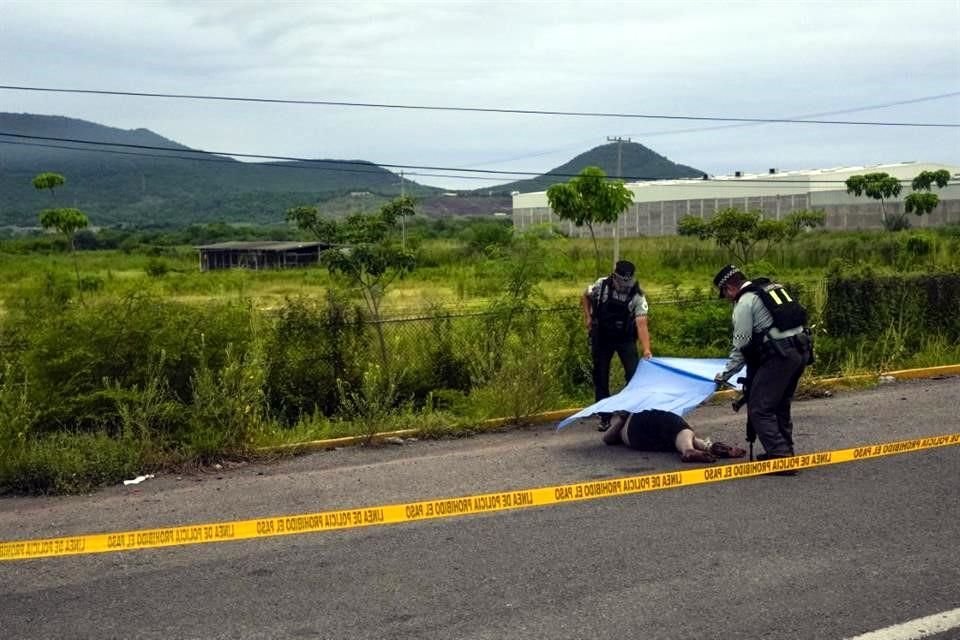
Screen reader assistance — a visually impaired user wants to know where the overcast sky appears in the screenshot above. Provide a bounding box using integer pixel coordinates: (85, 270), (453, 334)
(1, 0), (958, 190)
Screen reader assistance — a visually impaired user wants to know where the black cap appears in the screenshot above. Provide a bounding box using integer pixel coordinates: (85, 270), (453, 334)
(614, 260), (635, 278)
(713, 264), (741, 297)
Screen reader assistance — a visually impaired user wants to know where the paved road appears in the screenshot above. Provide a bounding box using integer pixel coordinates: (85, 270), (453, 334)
(1, 377), (959, 639)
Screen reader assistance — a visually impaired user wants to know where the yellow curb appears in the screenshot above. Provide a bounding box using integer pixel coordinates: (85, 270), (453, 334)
(258, 363), (959, 455)
(258, 409), (585, 454)
(884, 363), (960, 380)
(261, 428), (421, 453)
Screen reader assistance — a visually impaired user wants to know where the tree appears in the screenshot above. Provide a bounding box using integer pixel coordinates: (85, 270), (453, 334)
(39, 207), (89, 251)
(285, 205), (338, 242)
(32, 172), (90, 294)
(32, 172), (66, 197)
(379, 195), (416, 249)
(287, 197), (416, 372)
(546, 166), (633, 274)
(677, 207), (825, 267)
(904, 169), (951, 217)
(39, 207), (90, 296)
(844, 172), (904, 230)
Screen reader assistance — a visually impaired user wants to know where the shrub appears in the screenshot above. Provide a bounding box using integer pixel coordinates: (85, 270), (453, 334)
(145, 258), (170, 277)
(262, 292), (366, 423)
(186, 344), (265, 460)
(824, 271), (960, 339)
(0, 431), (145, 495)
(7, 292), (255, 434)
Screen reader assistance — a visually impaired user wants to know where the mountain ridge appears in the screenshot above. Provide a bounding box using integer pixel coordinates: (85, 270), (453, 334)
(0, 113), (703, 227)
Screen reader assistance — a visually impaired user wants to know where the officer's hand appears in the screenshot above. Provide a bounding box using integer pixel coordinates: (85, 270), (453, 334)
(642, 350), (653, 360)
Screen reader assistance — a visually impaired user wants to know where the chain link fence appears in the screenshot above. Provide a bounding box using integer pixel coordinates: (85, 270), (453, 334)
(278, 294), (733, 422)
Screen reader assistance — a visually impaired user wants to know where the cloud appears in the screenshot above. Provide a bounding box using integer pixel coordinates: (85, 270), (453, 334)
(0, 0), (957, 189)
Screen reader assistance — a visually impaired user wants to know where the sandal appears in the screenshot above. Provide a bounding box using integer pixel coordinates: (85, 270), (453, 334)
(681, 449), (716, 463)
(710, 442), (747, 458)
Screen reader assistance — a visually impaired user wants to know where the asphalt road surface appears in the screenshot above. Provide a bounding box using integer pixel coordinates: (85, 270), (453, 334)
(1, 377), (959, 640)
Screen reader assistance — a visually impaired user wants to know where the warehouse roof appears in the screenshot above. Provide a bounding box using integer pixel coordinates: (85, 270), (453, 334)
(197, 241), (327, 251)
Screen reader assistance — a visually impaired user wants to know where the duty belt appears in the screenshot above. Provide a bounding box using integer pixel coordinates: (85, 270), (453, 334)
(763, 333), (805, 358)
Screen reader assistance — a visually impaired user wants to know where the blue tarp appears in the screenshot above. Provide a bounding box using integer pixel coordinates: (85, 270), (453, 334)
(556, 357), (745, 430)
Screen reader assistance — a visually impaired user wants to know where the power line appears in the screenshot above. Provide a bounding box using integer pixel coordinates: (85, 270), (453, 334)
(1, 132), (954, 186)
(462, 91), (960, 168)
(628, 91), (960, 138)
(0, 138), (513, 184)
(1, 84), (958, 127)
(0, 138), (516, 183)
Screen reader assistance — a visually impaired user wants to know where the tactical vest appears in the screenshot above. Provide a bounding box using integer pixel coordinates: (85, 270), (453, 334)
(734, 277), (808, 331)
(593, 277), (640, 341)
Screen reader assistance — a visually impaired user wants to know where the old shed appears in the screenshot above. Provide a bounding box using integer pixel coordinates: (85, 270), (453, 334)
(197, 241), (329, 271)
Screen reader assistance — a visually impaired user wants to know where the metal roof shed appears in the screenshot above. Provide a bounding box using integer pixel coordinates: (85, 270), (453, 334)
(197, 241), (329, 271)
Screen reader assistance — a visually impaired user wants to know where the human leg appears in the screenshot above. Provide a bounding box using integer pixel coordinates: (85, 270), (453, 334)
(615, 340), (640, 385)
(673, 422), (716, 462)
(602, 412), (628, 445)
(775, 349), (806, 453)
(591, 335), (616, 430)
(591, 334), (615, 402)
(677, 430), (713, 461)
(747, 356), (802, 457)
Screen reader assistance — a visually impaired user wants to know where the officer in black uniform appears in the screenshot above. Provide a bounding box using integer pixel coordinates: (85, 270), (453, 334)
(712, 265), (811, 471)
(582, 260), (652, 430)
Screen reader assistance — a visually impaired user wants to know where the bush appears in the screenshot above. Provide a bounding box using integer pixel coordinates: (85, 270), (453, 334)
(4, 292), (255, 434)
(824, 271), (960, 339)
(262, 292), (366, 423)
(0, 429), (146, 495)
(186, 344), (265, 460)
(819, 270), (960, 374)
(145, 258), (170, 277)
(460, 220), (513, 255)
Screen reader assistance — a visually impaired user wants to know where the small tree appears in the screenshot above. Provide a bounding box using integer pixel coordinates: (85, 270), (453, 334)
(39, 207), (90, 251)
(845, 172), (904, 230)
(904, 169), (951, 217)
(678, 207), (825, 267)
(39, 207), (90, 296)
(32, 172), (89, 294)
(285, 205), (338, 242)
(379, 195), (416, 249)
(287, 197), (416, 372)
(32, 172), (66, 198)
(546, 166), (633, 274)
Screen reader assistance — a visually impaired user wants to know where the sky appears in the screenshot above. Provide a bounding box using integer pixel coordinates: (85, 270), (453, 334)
(1, 0), (958, 190)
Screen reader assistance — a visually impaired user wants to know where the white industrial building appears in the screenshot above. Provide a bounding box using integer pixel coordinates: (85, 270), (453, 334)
(511, 162), (960, 236)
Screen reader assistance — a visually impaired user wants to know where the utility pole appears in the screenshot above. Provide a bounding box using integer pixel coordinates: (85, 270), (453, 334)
(399, 170), (406, 250)
(606, 136), (630, 265)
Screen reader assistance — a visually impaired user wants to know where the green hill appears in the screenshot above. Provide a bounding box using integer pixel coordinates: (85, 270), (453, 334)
(0, 113), (436, 227)
(482, 141), (704, 195)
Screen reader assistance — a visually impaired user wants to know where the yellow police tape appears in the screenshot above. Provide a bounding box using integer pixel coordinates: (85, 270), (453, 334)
(2, 432), (958, 562)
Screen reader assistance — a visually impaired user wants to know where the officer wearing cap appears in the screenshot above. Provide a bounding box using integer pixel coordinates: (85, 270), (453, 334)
(712, 264), (810, 467)
(582, 260), (652, 430)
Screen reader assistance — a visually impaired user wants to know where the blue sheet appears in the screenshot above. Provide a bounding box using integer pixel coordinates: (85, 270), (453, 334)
(556, 357), (744, 430)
